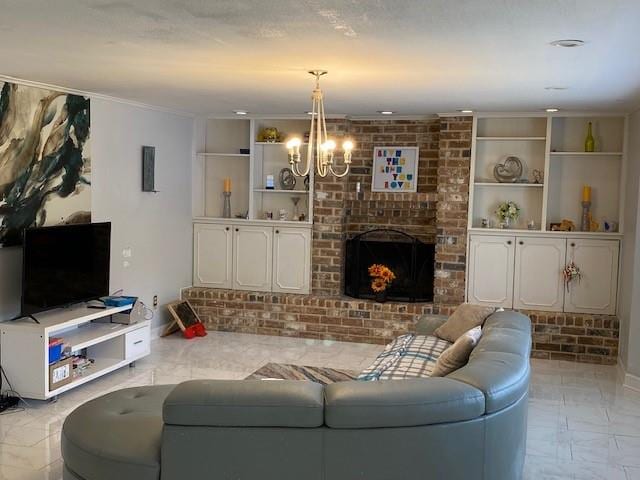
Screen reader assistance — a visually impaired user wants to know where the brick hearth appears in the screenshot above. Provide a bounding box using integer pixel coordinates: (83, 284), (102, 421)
(183, 115), (620, 365)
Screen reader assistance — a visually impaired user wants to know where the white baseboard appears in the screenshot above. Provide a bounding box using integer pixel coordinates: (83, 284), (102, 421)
(617, 357), (640, 392)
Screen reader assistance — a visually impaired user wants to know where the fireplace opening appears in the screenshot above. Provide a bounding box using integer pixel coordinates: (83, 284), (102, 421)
(344, 229), (435, 302)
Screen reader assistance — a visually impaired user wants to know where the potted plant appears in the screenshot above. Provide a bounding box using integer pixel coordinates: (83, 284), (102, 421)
(368, 264), (396, 303)
(495, 201), (521, 229)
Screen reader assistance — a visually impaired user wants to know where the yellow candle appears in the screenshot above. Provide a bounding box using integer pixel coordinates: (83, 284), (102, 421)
(582, 185), (591, 202)
(223, 178), (231, 192)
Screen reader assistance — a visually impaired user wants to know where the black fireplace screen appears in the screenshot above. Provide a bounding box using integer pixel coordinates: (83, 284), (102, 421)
(344, 229), (435, 302)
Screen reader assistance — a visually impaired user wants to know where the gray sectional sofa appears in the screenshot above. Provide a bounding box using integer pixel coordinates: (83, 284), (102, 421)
(61, 310), (531, 480)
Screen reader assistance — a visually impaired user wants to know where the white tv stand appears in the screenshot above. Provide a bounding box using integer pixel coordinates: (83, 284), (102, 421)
(0, 304), (151, 400)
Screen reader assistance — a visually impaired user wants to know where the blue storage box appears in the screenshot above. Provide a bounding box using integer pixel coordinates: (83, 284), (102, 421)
(49, 343), (63, 364)
(103, 296), (137, 308)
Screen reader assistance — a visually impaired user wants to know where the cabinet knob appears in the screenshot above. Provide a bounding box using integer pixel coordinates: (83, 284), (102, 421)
(225, 227), (229, 231)
(275, 230), (280, 234)
(519, 241), (524, 245)
(235, 228), (239, 232)
(506, 240), (512, 245)
(570, 242), (576, 247)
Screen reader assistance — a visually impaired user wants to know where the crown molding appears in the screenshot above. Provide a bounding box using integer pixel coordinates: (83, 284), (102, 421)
(0, 74), (195, 118)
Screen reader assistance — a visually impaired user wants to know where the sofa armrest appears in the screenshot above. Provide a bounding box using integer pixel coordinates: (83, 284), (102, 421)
(325, 378), (485, 429)
(415, 314), (448, 336)
(163, 380), (324, 428)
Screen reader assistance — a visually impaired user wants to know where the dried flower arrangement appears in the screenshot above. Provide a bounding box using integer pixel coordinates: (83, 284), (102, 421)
(368, 264), (396, 293)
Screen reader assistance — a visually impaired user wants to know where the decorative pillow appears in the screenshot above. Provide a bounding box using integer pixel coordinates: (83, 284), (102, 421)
(433, 303), (495, 343)
(358, 334), (452, 381)
(431, 326), (483, 377)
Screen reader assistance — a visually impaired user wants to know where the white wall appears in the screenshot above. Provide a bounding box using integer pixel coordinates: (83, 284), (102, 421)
(0, 97), (194, 328)
(620, 109), (640, 376)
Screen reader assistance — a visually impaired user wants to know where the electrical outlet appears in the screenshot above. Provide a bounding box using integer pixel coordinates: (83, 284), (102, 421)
(153, 295), (158, 307)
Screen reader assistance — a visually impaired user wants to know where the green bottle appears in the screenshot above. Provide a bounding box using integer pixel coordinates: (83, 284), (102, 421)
(585, 122), (595, 152)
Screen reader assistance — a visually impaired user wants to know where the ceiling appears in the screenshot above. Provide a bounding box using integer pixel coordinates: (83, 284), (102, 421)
(1, 0), (639, 116)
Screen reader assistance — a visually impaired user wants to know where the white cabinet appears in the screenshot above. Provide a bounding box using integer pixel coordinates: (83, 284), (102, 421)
(468, 235), (515, 308)
(272, 227), (311, 294)
(233, 225), (273, 291)
(564, 239), (619, 315)
(467, 234), (620, 315)
(513, 237), (566, 312)
(193, 223), (233, 288)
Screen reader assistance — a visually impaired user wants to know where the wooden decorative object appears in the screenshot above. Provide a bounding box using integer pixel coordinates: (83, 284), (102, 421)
(163, 300), (204, 336)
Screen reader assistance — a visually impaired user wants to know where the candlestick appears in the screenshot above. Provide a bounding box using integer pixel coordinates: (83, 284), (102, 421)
(582, 185), (591, 203)
(222, 191), (231, 218)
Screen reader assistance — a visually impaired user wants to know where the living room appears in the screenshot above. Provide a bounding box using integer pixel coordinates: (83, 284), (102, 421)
(0, 1), (640, 479)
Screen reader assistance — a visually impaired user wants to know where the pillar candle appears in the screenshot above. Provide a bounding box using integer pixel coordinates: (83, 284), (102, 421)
(582, 185), (591, 202)
(223, 178), (231, 192)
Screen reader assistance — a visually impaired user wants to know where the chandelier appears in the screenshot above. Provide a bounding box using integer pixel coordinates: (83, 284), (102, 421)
(286, 70), (354, 178)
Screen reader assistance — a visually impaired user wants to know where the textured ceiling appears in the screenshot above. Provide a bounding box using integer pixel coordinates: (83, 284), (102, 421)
(0, 0), (639, 115)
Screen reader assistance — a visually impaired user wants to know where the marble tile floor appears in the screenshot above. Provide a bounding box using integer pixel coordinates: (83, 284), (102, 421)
(1, 331), (639, 479)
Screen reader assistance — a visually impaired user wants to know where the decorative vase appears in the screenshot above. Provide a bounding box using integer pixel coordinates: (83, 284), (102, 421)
(585, 122), (595, 152)
(499, 217), (511, 229)
(375, 291), (387, 303)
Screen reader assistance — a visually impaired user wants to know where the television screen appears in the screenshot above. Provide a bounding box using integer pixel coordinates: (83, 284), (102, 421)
(22, 223), (111, 316)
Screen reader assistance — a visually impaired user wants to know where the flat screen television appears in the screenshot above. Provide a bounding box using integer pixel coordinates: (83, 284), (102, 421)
(21, 222), (111, 316)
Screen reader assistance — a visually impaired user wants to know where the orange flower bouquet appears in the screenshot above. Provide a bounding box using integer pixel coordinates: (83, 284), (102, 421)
(368, 264), (396, 294)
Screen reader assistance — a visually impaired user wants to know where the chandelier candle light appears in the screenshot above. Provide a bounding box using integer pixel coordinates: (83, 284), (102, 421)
(286, 71), (354, 178)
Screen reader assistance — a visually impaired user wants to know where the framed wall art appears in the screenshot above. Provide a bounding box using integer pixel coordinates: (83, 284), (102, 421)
(371, 146), (419, 192)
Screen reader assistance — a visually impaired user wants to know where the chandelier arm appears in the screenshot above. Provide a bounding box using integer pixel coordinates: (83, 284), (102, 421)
(328, 163), (350, 178)
(316, 96), (324, 175)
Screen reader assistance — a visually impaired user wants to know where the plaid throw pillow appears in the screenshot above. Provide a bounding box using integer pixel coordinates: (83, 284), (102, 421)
(358, 334), (452, 381)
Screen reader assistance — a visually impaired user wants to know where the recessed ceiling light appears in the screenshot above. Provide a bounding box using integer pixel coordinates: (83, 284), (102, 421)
(378, 111), (394, 115)
(545, 108), (560, 113)
(544, 86), (568, 91)
(233, 110), (248, 115)
(458, 109), (473, 113)
(550, 39), (585, 48)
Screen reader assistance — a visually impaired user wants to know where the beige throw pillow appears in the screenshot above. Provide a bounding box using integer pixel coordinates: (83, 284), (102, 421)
(431, 326), (482, 377)
(433, 303), (495, 343)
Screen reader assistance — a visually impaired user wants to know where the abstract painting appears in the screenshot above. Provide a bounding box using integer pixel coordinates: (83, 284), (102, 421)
(0, 81), (91, 247)
(371, 146), (419, 192)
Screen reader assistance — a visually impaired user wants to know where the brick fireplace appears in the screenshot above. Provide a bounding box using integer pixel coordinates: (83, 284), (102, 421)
(184, 116), (471, 344)
(183, 115), (619, 364)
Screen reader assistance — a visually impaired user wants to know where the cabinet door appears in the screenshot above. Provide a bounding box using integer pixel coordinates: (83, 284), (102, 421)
(564, 239), (619, 315)
(513, 237), (566, 312)
(272, 227), (311, 294)
(193, 223), (232, 288)
(467, 235), (515, 308)
(233, 226), (273, 292)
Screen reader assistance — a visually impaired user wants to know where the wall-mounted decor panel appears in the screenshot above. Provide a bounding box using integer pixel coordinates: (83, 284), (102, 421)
(0, 81), (91, 247)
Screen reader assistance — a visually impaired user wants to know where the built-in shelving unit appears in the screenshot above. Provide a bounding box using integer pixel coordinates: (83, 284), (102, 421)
(469, 113), (627, 233)
(193, 117), (313, 224)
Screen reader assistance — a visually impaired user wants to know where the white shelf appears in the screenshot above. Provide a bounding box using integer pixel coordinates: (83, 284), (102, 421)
(550, 152), (623, 156)
(474, 182), (544, 188)
(254, 189), (309, 194)
(468, 227), (623, 239)
(58, 322), (145, 353)
(198, 152), (250, 157)
(255, 142), (308, 146)
(48, 357), (130, 397)
(476, 136), (546, 141)
(193, 217), (313, 227)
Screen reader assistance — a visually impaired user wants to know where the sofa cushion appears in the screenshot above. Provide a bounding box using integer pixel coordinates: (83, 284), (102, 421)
(434, 303), (495, 342)
(447, 311), (531, 413)
(163, 379), (324, 427)
(358, 334), (451, 381)
(432, 326), (482, 377)
(62, 385), (175, 480)
(325, 378), (485, 428)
